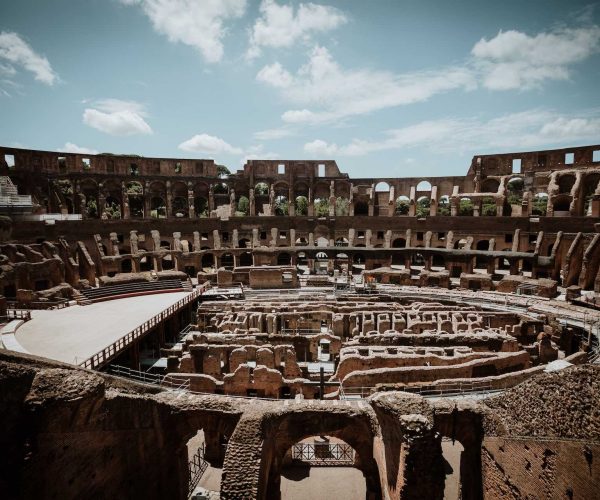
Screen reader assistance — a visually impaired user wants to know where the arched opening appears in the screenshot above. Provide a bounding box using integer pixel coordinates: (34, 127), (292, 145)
(583, 174), (600, 215)
(432, 253), (445, 268)
(335, 197), (350, 216)
(295, 195), (309, 216)
(553, 196), (571, 214)
(476, 240), (489, 251)
(275, 195), (289, 216)
(335, 237), (349, 247)
(481, 178), (500, 193)
(459, 198), (473, 216)
(374, 181), (390, 192)
(506, 177), (524, 208)
(280, 436), (367, 500)
(85, 196), (98, 218)
(263, 412), (382, 500)
(104, 196), (121, 219)
(194, 196), (209, 217)
(416, 180), (432, 192)
(438, 195), (450, 216)
(354, 200), (369, 216)
(558, 174), (576, 194)
(150, 197), (167, 219)
(121, 258), (133, 273)
(395, 195), (410, 215)
(139, 256), (152, 272)
(314, 198), (330, 217)
(532, 193), (548, 216)
(297, 252), (308, 266)
(220, 253), (234, 270)
(201, 253), (215, 271)
(392, 238), (406, 248)
(482, 197), (496, 216)
(236, 195), (249, 216)
(126, 181), (144, 218)
(416, 196), (430, 217)
(277, 252), (292, 265)
(238, 238), (250, 249)
(239, 251), (253, 267)
(315, 236), (329, 248)
(162, 254), (175, 270)
(172, 196), (188, 218)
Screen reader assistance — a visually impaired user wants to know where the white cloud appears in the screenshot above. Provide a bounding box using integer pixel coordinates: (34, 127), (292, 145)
(120, 0), (246, 63)
(178, 133), (243, 155)
(0, 31), (58, 85)
(82, 99), (153, 136)
(61, 142), (99, 155)
(256, 62), (293, 88)
(247, 0), (347, 59)
(253, 127), (295, 140)
(257, 46), (476, 124)
(303, 109), (600, 157)
(472, 26), (600, 90)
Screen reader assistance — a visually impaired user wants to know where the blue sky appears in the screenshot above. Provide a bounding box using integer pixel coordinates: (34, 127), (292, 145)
(1, 0), (599, 177)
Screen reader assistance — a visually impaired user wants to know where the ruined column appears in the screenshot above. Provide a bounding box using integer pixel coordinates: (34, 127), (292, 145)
(249, 188), (256, 216)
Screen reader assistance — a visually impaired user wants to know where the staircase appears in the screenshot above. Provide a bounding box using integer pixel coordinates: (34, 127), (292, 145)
(78, 279), (188, 303)
(0, 176), (33, 213)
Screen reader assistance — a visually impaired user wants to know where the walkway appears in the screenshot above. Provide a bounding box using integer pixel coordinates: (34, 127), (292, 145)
(14, 292), (190, 364)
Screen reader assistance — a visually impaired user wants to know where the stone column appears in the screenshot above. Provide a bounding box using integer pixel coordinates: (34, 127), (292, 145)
(249, 188), (256, 216)
(166, 181), (173, 218)
(188, 183), (195, 218)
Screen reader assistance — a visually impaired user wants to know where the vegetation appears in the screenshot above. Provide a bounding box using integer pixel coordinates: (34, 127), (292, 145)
(216, 164), (231, 178)
(395, 198), (409, 215)
(335, 197), (350, 216)
(531, 195), (548, 216)
(314, 198), (330, 216)
(482, 197), (497, 216)
(295, 196), (308, 215)
(255, 183), (269, 196)
(415, 197), (430, 217)
(237, 195), (249, 215)
(459, 198), (474, 216)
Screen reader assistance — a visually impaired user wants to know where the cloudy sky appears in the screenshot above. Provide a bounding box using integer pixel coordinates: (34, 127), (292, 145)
(1, 0), (599, 176)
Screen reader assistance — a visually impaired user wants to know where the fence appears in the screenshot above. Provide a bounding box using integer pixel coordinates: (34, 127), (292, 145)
(188, 444), (209, 497)
(7, 298), (69, 310)
(291, 442), (355, 466)
(79, 283), (210, 370)
(3, 309), (32, 321)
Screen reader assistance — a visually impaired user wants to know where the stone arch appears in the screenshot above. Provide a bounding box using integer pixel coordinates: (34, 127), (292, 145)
(552, 195), (571, 213)
(256, 410), (382, 500)
(558, 174), (576, 194)
(392, 238), (406, 248)
(481, 178), (500, 193)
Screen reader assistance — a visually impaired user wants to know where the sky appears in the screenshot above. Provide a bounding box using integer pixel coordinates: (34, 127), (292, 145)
(1, 0), (600, 177)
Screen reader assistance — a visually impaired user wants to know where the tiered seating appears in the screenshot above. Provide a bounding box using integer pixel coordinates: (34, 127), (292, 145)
(0, 176), (33, 213)
(80, 279), (187, 303)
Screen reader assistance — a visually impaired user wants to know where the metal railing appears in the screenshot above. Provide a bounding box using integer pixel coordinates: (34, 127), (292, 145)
(188, 444), (209, 498)
(79, 283), (210, 370)
(291, 442), (355, 466)
(3, 309), (32, 321)
(7, 298), (69, 310)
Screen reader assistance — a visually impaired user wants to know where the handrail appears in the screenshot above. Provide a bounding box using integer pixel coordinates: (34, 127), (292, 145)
(79, 282), (210, 370)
